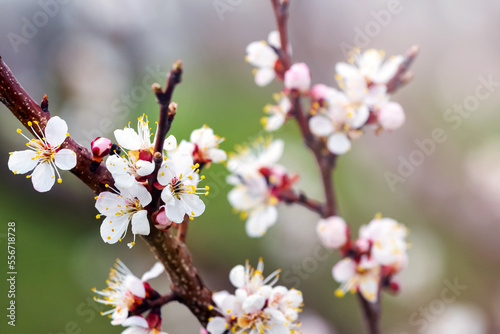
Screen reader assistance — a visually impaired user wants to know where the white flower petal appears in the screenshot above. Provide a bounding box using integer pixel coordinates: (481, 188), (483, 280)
(332, 258), (356, 283)
(245, 206), (278, 238)
(350, 105), (369, 129)
(31, 162), (55, 192)
(373, 55), (404, 84)
(255, 68), (276, 87)
(8, 150), (38, 174)
(209, 148), (227, 163)
(100, 215), (129, 244)
(131, 210), (150, 236)
(135, 160), (155, 176)
(335, 62), (359, 79)
(309, 115), (334, 137)
(54, 149), (77, 170)
(113, 173), (137, 188)
(229, 265), (246, 288)
(207, 317), (228, 334)
(164, 199), (187, 223)
(114, 128), (141, 151)
(45, 116), (68, 147)
(267, 30), (281, 48)
(242, 294), (265, 313)
(163, 135), (177, 151)
(122, 316), (148, 328)
(378, 102), (405, 130)
(359, 277), (379, 303)
(182, 193), (205, 217)
(141, 262), (165, 282)
(106, 155), (129, 174)
(327, 133), (351, 155)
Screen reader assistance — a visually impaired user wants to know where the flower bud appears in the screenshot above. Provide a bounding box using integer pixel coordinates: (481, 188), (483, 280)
(284, 63), (311, 92)
(91, 137), (112, 162)
(316, 216), (348, 249)
(378, 102), (405, 130)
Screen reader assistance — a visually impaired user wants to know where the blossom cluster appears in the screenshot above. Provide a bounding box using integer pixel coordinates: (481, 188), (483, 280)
(94, 114), (226, 247)
(247, 31), (407, 155)
(93, 260), (167, 334)
(207, 258), (303, 334)
(226, 137), (298, 237)
(316, 214), (409, 302)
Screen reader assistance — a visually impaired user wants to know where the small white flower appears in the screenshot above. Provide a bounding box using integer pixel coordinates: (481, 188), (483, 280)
(121, 316), (168, 334)
(284, 62), (311, 92)
(336, 49), (404, 85)
(93, 260), (164, 325)
(106, 154), (155, 188)
(227, 138), (289, 237)
(8, 117), (76, 192)
(114, 114), (176, 163)
(308, 86), (367, 155)
(175, 125), (226, 165)
(358, 216), (408, 266)
(246, 31), (281, 87)
(316, 216), (348, 249)
(333, 255), (380, 303)
(261, 94), (291, 131)
(95, 183), (152, 248)
(157, 154), (207, 223)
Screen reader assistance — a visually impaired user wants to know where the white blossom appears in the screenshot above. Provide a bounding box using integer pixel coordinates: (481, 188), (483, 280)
(157, 154), (207, 223)
(93, 260), (164, 325)
(95, 183), (152, 248)
(175, 125), (226, 165)
(262, 94), (291, 131)
(8, 117), (76, 192)
(121, 316), (168, 334)
(284, 62), (311, 92)
(246, 31), (281, 87)
(333, 255), (380, 303)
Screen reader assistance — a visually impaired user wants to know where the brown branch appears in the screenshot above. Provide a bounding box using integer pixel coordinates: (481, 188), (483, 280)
(148, 61), (182, 215)
(270, 0), (291, 71)
(386, 45), (419, 94)
(130, 292), (178, 316)
(177, 214), (190, 243)
(279, 190), (324, 216)
(357, 292), (381, 334)
(0, 56), (216, 327)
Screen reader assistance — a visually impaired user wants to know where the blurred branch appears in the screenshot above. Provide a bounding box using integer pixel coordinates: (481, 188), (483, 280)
(270, 0), (291, 71)
(279, 189), (324, 216)
(0, 56), (217, 327)
(386, 45), (419, 94)
(358, 292), (381, 334)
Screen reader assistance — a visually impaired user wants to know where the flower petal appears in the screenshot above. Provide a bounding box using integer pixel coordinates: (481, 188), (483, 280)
(100, 215), (129, 244)
(135, 160), (155, 177)
(131, 210), (150, 236)
(121, 316), (148, 328)
(332, 258), (356, 283)
(114, 128), (141, 151)
(207, 317), (228, 334)
(31, 163), (55, 192)
(8, 150), (38, 174)
(255, 68), (276, 87)
(163, 135), (177, 151)
(141, 262), (164, 282)
(182, 193), (205, 217)
(45, 116), (68, 147)
(327, 133), (351, 155)
(54, 149), (76, 170)
(245, 205), (278, 238)
(229, 265), (246, 288)
(309, 115), (334, 137)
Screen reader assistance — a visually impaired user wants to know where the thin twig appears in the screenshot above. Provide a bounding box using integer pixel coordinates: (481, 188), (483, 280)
(357, 292), (381, 334)
(130, 292), (178, 316)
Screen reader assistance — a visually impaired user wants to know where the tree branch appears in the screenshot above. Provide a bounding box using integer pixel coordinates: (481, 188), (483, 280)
(0, 56), (217, 327)
(386, 45), (419, 94)
(357, 292), (381, 334)
(130, 292), (179, 316)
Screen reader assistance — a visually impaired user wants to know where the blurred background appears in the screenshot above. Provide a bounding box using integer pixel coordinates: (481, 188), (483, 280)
(1, 0), (500, 333)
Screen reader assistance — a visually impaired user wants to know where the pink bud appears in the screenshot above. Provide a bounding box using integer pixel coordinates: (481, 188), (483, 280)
(310, 84), (329, 101)
(378, 102), (405, 131)
(155, 207), (173, 230)
(200, 329), (209, 334)
(91, 137), (112, 159)
(284, 63), (311, 92)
